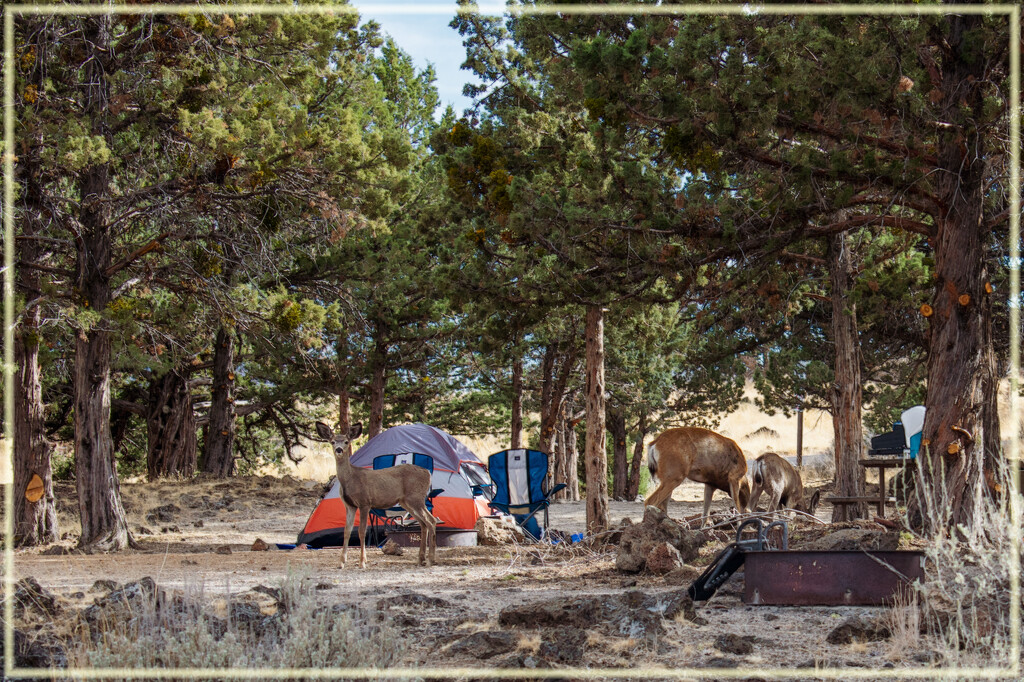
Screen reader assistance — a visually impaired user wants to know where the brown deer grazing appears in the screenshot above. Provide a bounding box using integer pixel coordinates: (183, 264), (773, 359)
(748, 452), (820, 516)
(315, 421), (436, 568)
(645, 427), (750, 527)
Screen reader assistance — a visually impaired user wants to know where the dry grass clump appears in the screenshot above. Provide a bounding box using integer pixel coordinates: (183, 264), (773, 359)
(68, 567), (405, 681)
(893, 463), (1022, 671)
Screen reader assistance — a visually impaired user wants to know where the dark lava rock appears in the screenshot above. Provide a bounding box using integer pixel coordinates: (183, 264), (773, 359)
(826, 615), (891, 644)
(146, 504), (181, 523)
(10, 577), (62, 618)
(537, 626), (587, 664)
(615, 506), (707, 573)
(8, 629), (67, 669)
(498, 595), (606, 629)
(704, 656), (741, 668)
(377, 592), (452, 610)
(498, 587), (706, 650)
(714, 633), (755, 655)
(90, 579), (119, 594)
(82, 577), (163, 637)
(646, 542), (685, 574)
(449, 631), (517, 659)
(39, 545), (76, 556)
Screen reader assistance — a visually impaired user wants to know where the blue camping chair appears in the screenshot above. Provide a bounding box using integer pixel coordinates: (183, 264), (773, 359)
(369, 454), (443, 540)
(487, 449), (566, 541)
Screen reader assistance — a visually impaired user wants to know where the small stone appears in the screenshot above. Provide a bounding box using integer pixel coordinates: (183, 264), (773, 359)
(714, 633), (755, 655)
(39, 545), (73, 556)
(90, 579), (119, 594)
(826, 615), (891, 644)
(381, 539), (404, 556)
(214, 545), (232, 555)
(251, 538), (269, 551)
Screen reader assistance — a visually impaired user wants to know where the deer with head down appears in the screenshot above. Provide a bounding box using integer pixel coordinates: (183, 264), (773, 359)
(315, 421), (436, 568)
(748, 452), (820, 516)
(645, 427), (750, 527)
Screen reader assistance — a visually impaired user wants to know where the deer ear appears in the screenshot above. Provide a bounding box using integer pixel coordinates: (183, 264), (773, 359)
(808, 490), (821, 514)
(315, 421), (333, 440)
(349, 422), (363, 439)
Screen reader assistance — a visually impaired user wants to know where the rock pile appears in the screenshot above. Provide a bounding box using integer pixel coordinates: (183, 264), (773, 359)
(614, 506), (708, 573)
(475, 516), (527, 545)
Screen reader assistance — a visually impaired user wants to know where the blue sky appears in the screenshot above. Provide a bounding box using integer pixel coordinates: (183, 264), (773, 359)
(355, 1), (497, 116)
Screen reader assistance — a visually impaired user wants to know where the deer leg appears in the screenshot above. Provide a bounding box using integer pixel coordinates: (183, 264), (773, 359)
(748, 482), (764, 513)
(357, 507), (369, 569)
(729, 480), (747, 515)
(767, 491), (783, 513)
(406, 500), (435, 567)
(645, 477), (681, 513)
(341, 505), (355, 568)
(701, 484), (716, 527)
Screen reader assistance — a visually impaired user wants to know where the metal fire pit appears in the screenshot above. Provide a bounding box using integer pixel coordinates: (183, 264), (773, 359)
(743, 550), (925, 606)
(384, 528), (478, 547)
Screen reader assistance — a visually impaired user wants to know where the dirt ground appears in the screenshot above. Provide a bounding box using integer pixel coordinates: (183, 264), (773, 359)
(8, 475), (939, 679)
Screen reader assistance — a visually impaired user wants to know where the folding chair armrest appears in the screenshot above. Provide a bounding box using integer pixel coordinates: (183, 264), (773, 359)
(547, 483), (568, 498)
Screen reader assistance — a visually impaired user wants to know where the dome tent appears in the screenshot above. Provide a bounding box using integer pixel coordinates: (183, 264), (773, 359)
(298, 423), (492, 547)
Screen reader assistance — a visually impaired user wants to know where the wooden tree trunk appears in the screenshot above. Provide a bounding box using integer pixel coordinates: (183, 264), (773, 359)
(538, 346), (557, 453)
(565, 418), (580, 501)
(608, 409), (628, 500)
(510, 353), (523, 449)
(584, 305), (609, 533)
(551, 403), (567, 498)
(146, 368), (198, 480)
(912, 11), (1002, 534)
(828, 231), (866, 522)
(14, 302), (57, 546)
(538, 344), (575, 454)
(201, 326), (235, 477)
(13, 126), (58, 546)
(74, 15), (131, 551)
(337, 387), (351, 436)
(626, 411), (648, 500)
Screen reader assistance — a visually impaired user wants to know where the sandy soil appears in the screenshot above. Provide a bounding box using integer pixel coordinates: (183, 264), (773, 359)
(9, 475), (937, 679)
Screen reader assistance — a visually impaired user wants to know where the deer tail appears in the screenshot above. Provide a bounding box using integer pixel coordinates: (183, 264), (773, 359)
(647, 443), (659, 480)
(753, 458), (765, 487)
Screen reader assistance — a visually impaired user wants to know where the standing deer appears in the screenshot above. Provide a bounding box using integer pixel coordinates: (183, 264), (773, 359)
(315, 421), (436, 568)
(645, 427), (750, 527)
(748, 452), (820, 516)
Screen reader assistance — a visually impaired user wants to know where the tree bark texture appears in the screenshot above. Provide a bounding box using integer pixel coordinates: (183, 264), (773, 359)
(146, 368), (198, 480)
(14, 112), (58, 546)
(538, 344), (575, 454)
(828, 231), (866, 522)
(73, 15), (131, 551)
(551, 403), (567, 498)
(14, 300), (58, 546)
(337, 387), (351, 437)
(510, 353), (523, 449)
(565, 408), (581, 501)
(626, 411), (648, 500)
(584, 305), (609, 533)
(608, 409), (628, 500)
(913, 11), (1002, 534)
(201, 326), (235, 477)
